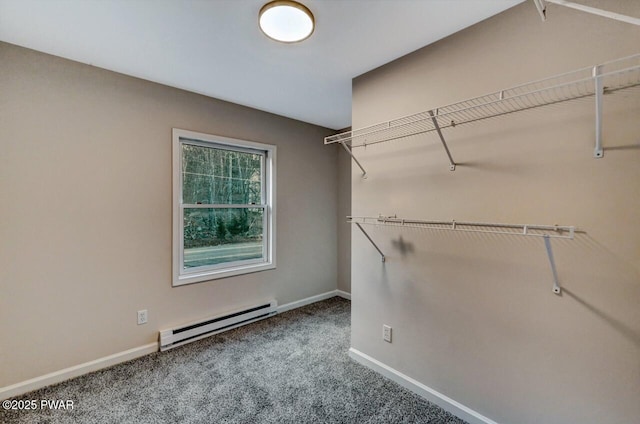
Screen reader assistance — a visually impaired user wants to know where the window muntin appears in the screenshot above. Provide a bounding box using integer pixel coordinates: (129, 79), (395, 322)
(173, 129), (276, 286)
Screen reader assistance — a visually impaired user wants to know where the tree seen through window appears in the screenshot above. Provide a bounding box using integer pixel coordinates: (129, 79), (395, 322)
(182, 143), (264, 268)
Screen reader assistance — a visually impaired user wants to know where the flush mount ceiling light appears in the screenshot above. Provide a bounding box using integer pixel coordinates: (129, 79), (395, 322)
(259, 0), (315, 43)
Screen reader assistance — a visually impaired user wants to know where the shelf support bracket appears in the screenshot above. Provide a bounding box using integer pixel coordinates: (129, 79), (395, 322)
(340, 141), (367, 178)
(533, 0), (546, 20)
(542, 0), (640, 27)
(428, 110), (456, 171)
(355, 223), (385, 262)
(543, 235), (562, 295)
(593, 65), (604, 158)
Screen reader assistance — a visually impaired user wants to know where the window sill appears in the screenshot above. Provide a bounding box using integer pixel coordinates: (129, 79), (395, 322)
(173, 262), (276, 287)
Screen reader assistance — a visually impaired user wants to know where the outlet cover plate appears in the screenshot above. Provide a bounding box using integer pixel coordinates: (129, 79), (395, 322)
(137, 310), (148, 325)
(383, 324), (392, 343)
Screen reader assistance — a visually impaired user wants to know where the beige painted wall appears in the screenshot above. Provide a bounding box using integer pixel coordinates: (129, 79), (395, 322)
(351, 1), (639, 424)
(0, 42), (339, 387)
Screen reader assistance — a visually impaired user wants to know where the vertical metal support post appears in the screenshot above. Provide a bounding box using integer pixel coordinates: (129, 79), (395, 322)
(428, 110), (456, 171)
(543, 235), (562, 295)
(355, 223), (385, 262)
(593, 65), (604, 158)
(340, 142), (367, 178)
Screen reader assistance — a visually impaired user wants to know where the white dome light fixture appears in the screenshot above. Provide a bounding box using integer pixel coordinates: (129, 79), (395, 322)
(259, 1), (315, 43)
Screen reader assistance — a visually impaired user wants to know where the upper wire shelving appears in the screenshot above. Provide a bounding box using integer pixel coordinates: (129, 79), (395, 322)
(327, 54), (640, 176)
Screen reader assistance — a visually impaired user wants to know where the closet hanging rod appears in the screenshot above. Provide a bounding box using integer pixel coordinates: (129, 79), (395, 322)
(325, 54), (640, 152)
(349, 216), (576, 240)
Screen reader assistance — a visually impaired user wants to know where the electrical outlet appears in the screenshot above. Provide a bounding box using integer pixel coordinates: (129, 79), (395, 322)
(137, 310), (148, 325)
(383, 324), (392, 343)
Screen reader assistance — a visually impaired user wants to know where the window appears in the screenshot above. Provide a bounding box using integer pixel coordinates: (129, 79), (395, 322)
(173, 129), (276, 286)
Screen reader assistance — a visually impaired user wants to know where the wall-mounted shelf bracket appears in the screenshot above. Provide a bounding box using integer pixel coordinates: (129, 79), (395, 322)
(354, 222), (385, 262)
(534, 0), (640, 27)
(543, 235), (562, 295)
(340, 141), (367, 178)
(428, 110), (456, 171)
(593, 65), (604, 158)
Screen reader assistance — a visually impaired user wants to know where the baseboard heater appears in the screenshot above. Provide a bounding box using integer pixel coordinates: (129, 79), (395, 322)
(159, 300), (278, 351)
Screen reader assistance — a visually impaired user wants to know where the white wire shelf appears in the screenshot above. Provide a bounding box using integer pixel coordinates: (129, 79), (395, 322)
(327, 54), (640, 174)
(349, 216), (575, 240)
(349, 215), (576, 295)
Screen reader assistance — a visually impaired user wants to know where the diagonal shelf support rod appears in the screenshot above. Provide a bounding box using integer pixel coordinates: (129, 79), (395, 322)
(544, 235), (562, 295)
(340, 141), (367, 178)
(428, 110), (456, 171)
(355, 222), (385, 262)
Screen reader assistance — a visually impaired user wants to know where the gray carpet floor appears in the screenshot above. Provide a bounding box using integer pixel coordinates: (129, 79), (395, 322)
(1, 297), (467, 423)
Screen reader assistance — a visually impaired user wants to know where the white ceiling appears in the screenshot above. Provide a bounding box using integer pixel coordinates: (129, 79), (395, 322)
(0, 0), (524, 130)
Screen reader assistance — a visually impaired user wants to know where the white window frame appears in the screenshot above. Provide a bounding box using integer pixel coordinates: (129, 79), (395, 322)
(172, 128), (276, 286)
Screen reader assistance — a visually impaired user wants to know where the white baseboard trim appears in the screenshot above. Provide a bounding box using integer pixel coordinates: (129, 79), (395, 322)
(336, 290), (351, 300)
(349, 348), (500, 424)
(2, 290), (353, 401)
(277, 289), (352, 314)
(0, 342), (158, 401)
(277, 290), (338, 313)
